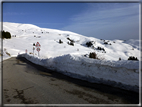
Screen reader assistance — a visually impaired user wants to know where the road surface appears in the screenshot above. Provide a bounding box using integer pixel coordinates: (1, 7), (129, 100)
(2, 57), (139, 104)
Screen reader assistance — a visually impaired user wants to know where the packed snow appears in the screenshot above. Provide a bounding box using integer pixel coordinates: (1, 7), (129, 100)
(1, 22), (141, 92)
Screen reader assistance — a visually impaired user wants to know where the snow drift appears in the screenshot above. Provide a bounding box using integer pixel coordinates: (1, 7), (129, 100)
(18, 53), (139, 92)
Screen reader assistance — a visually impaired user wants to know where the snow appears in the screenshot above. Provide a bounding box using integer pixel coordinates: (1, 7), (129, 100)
(1, 22), (141, 92)
(18, 53), (139, 92)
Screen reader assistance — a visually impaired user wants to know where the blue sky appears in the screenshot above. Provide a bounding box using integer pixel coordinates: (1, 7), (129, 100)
(3, 2), (140, 40)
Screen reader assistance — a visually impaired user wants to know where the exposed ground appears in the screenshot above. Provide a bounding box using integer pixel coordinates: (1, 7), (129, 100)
(2, 57), (139, 105)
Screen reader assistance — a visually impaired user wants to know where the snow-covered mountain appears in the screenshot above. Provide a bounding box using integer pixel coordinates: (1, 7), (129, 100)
(2, 22), (140, 61)
(1, 22), (141, 92)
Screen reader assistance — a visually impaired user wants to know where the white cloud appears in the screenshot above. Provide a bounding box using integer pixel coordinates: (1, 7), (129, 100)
(62, 3), (139, 40)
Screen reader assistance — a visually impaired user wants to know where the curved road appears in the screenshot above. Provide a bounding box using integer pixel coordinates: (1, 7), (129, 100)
(2, 57), (139, 104)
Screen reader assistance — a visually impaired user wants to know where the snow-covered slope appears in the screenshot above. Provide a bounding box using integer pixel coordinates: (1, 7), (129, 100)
(1, 22), (141, 92)
(2, 22), (141, 61)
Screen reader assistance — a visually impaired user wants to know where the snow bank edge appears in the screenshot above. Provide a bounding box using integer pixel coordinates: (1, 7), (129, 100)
(17, 54), (139, 93)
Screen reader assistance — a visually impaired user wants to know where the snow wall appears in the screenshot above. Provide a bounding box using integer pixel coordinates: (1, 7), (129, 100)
(17, 53), (140, 93)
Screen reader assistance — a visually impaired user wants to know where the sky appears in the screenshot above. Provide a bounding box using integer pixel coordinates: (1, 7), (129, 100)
(2, 2), (140, 40)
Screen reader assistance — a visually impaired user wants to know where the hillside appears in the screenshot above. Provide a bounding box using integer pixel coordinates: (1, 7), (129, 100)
(2, 22), (140, 61)
(1, 22), (141, 92)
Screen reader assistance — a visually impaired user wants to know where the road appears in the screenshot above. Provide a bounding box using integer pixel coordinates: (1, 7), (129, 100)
(2, 57), (139, 104)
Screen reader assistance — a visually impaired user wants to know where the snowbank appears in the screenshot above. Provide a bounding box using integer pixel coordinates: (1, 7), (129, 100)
(18, 53), (140, 92)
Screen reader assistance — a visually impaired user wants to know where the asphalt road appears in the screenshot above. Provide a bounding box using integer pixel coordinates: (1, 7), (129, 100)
(2, 57), (139, 104)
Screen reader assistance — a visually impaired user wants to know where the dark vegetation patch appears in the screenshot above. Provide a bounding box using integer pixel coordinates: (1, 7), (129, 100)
(119, 58), (121, 60)
(86, 41), (93, 47)
(2, 30), (11, 39)
(59, 39), (63, 44)
(66, 37), (75, 46)
(67, 37), (74, 43)
(104, 41), (112, 45)
(100, 39), (112, 45)
(67, 41), (74, 46)
(97, 47), (105, 51)
(84, 54), (89, 57)
(96, 46), (106, 53)
(128, 56), (138, 61)
(104, 42), (108, 45)
(89, 52), (98, 59)
(12, 35), (16, 37)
